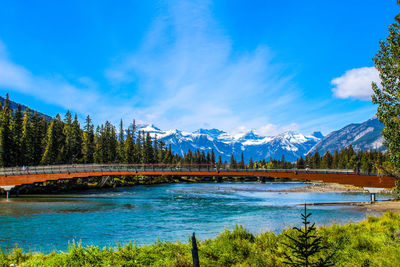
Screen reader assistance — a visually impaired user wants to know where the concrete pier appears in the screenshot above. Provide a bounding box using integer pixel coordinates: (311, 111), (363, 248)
(0, 185), (15, 200)
(363, 187), (384, 203)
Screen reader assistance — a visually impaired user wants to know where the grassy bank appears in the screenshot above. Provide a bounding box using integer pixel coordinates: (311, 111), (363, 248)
(1, 211), (400, 266)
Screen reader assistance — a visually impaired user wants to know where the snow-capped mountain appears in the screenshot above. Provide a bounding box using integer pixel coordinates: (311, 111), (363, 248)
(134, 124), (323, 162)
(308, 117), (385, 155)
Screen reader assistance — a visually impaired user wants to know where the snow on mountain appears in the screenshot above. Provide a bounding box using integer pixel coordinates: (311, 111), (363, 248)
(308, 117), (385, 155)
(135, 124), (323, 162)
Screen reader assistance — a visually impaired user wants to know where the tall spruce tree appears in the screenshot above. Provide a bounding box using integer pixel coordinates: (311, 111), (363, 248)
(124, 128), (135, 163)
(0, 94), (14, 167)
(82, 115), (95, 163)
(11, 105), (23, 166)
(71, 114), (83, 163)
(33, 114), (47, 165)
(118, 119), (125, 163)
(20, 108), (34, 165)
(41, 115), (65, 164)
(62, 111), (74, 163)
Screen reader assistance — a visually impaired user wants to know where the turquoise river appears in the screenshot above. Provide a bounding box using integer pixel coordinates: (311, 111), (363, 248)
(0, 182), (392, 253)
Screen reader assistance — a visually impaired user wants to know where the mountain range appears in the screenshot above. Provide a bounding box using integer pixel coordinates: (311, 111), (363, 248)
(309, 116), (385, 155)
(135, 117), (385, 163)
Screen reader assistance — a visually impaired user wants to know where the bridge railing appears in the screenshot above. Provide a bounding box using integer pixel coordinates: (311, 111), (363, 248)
(0, 163), (379, 178)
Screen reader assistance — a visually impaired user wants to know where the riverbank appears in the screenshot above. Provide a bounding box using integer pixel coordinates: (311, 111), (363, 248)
(1, 211), (400, 266)
(275, 182), (366, 193)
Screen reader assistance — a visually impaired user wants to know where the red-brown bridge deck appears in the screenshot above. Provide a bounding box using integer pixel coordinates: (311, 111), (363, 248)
(0, 164), (396, 188)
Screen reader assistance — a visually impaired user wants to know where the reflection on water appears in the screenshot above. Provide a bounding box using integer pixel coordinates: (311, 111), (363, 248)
(0, 182), (392, 253)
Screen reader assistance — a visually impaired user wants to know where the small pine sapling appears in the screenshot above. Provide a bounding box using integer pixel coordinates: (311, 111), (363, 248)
(283, 204), (335, 266)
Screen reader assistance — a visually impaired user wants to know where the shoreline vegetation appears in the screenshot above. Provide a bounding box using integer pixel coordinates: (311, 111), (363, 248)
(1, 211), (400, 266)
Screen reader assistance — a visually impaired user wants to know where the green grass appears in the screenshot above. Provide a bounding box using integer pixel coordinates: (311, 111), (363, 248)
(2, 212), (400, 266)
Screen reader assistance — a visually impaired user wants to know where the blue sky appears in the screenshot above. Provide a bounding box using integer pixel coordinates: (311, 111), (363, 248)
(0, 0), (397, 136)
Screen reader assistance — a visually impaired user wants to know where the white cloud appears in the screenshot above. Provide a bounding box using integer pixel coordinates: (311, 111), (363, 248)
(331, 67), (381, 100)
(105, 0), (299, 132)
(0, 45), (136, 124)
(256, 123), (299, 136)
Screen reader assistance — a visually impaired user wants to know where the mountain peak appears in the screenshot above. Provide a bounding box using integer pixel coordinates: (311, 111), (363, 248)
(308, 117), (385, 154)
(194, 128), (226, 138)
(237, 130), (261, 140)
(311, 131), (324, 139)
(135, 124), (162, 132)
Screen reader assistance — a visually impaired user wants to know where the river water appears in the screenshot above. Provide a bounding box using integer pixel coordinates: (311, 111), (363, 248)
(0, 182), (391, 253)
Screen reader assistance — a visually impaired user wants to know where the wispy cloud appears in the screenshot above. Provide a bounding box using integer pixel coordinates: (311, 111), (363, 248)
(331, 66), (381, 101)
(0, 41), (136, 124)
(105, 0), (300, 132)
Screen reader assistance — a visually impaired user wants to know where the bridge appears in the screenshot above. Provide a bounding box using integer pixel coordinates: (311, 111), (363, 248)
(0, 164), (396, 201)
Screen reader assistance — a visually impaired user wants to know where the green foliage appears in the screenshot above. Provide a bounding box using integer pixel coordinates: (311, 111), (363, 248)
(41, 114), (65, 165)
(394, 180), (400, 200)
(82, 115), (95, 164)
(2, 212), (400, 266)
(283, 204), (334, 266)
(372, 3), (400, 171)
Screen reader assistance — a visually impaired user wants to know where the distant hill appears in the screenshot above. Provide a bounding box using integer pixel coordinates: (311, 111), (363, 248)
(0, 96), (52, 121)
(308, 117), (385, 155)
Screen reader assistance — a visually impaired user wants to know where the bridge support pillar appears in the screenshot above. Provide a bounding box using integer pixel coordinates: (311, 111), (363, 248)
(0, 186), (15, 201)
(363, 187), (384, 203)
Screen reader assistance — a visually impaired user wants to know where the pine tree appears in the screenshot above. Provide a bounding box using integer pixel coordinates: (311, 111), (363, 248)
(1, 97), (13, 166)
(82, 115), (95, 163)
(230, 155), (237, 169)
(108, 121), (118, 163)
(11, 105), (23, 166)
(41, 115), (65, 164)
(20, 108), (34, 165)
(320, 152), (333, 169)
(248, 157), (254, 169)
(238, 152), (245, 169)
(118, 119), (125, 163)
(211, 150), (215, 165)
(135, 131), (142, 164)
(33, 115), (47, 165)
(153, 134), (159, 164)
(297, 157), (305, 169)
(94, 126), (102, 163)
(142, 132), (153, 164)
(332, 151), (339, 169)
(124, 128), (135, 163)
(62, 111), (74, 163)
(283, 204), (335, 266)
(311, 151), (321, 169)
(71, 114), (83, 163)
(0, 94), (13, 167)
(217, 155), (222, 168)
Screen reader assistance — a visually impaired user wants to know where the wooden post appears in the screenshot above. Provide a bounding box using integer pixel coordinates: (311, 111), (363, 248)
(192, 232), (200, 267)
